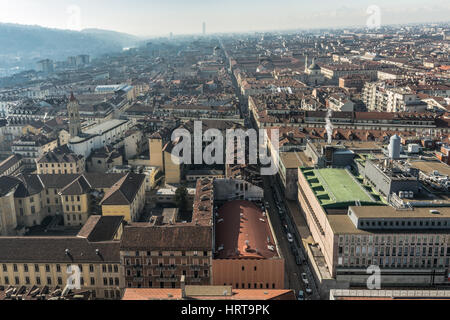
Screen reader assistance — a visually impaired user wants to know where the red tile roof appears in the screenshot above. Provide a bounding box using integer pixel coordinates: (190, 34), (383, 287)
(215, 200), (278, 260)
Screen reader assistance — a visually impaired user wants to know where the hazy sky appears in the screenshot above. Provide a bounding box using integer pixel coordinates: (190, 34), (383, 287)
(1, 0), (449, 37)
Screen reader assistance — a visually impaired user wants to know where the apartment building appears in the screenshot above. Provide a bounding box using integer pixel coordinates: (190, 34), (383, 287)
(0, 215), (124, 299)
(120, 225), (213, 289)
(297, 167), (450, 288)
(100, 173), (146, 222)
(12, 134), (58, 166)
(36, 145), (85, 174)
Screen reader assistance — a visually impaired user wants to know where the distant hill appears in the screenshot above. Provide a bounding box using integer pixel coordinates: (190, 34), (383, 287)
(0, 23), (142, 74)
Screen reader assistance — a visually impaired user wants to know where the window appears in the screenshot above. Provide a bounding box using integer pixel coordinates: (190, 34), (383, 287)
(36, 277), (41, 285)
(103, 278), (108, 285)
(56, 264), (61, 272)
(4, 277), (9, 285)
(13, 264), (18, 272)
(89, 265), (94, 272)
(24, 264), (28, 272)
(2, 264), (6, 272)
(91, 278), (95, 285)
(45, 265), (50, 272)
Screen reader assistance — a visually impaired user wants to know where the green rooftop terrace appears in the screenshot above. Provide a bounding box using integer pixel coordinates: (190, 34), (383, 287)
(301, 167), (384, 208)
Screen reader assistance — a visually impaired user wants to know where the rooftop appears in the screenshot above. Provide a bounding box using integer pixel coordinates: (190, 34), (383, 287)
(122, 287), (295, 300)
(301, 168), (381, 208)
(215, 200), (279, 260)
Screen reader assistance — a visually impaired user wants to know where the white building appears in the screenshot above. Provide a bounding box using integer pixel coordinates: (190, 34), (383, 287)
(68, 119), (131, 158)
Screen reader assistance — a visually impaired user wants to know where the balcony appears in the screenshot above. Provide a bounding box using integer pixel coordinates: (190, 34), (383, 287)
(156, 265), (177, 270)
(156, 277), (179, 283)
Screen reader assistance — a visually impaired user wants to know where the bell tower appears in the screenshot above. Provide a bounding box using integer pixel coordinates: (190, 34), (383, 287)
(67, 92), (81, 138)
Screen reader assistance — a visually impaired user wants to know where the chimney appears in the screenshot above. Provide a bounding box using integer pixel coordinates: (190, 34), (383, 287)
(181, 275), (186, 299)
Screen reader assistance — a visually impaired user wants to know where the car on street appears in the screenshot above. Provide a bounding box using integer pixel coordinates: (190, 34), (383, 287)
(297, 290), (305, 300)
(295, 255), (302, 265)
(301, 273), (309, 285)
(305, 286), (313, 294)
(287, 233), (294, 243)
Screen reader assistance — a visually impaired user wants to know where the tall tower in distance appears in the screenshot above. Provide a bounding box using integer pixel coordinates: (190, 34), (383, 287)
(202, 22), (206, 35)
(67, 92), (82, 138)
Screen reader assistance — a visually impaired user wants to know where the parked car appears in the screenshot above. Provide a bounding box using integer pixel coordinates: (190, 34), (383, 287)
(301, 273), (309, 285)
(287, 233), (294, 243)
(297, 290), (305, 300)
(295, 255), (302, 266)
(305, 286), (312, 294)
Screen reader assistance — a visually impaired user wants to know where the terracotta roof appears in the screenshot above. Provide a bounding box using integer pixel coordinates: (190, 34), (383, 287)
(122, 288), (295, 300)
(215, 200), (278, 260)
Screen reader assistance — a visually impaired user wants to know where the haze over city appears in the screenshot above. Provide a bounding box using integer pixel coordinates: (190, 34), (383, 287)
(1, 0), (450, 36)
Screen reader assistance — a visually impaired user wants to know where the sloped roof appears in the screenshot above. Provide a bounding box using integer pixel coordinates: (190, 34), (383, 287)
(0, 237), (120, 263)
(100, 173), (145, 205)
(77, 215), (123, 242)
(120, 225), (212, 251)
(60, 175), (91, 195)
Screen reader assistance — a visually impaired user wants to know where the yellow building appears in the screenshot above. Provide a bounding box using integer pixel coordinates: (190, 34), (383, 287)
(11, 134), (58, 166)
(37, 145), (85, 175)
(60, 175), (91, 226)
(149, 133), (164, 169)
(0, 177), (21, 235)
(162, 140), (182, 184)
(100, 173), (146, 222)
(59, 129), (71, 146)
(0, 216), (125, 299)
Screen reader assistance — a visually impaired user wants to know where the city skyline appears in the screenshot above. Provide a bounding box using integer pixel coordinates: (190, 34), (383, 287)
(1, 0), (450, 37)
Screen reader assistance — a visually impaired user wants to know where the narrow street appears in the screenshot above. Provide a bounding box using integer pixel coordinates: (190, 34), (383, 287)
(229, 62), (321, 300)
(263, 175), (321, 300)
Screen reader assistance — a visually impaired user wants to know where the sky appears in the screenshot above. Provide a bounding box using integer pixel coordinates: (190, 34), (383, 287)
(0, 0), (449, 37)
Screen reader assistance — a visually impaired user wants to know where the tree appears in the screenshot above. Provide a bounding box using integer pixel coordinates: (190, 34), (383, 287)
(174, 186), (188, 211)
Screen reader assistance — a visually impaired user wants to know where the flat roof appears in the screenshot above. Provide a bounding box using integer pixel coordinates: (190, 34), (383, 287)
(328, 210), (450, 235)
(280, 152), (306, 169)
(301, 168), (379, 208)
(215, 200), (279, 260)
(84, 119), (128, 135)
(351, 206), (450, 219)
(410, 160), (450, 177)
